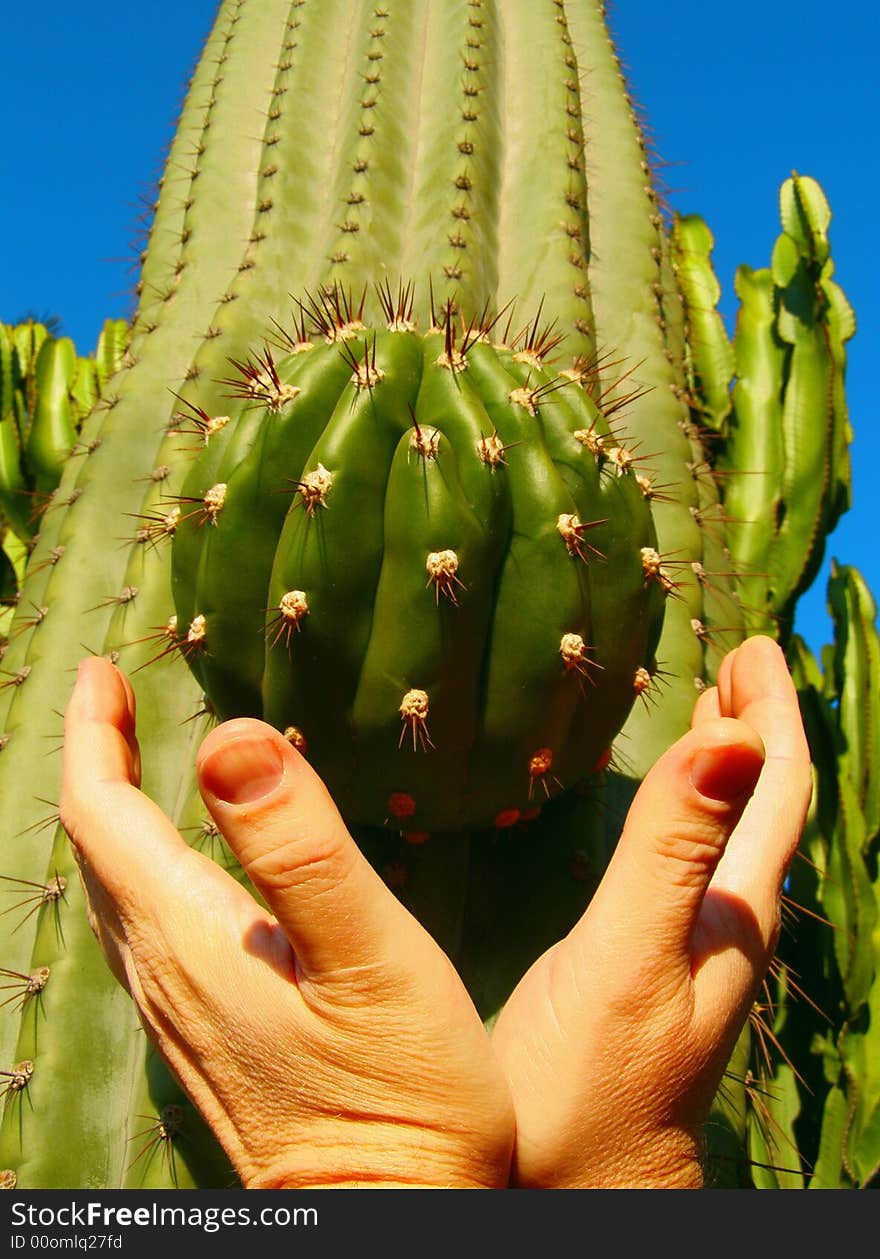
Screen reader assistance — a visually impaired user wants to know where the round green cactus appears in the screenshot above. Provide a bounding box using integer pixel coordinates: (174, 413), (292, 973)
(169, 295), (668, 830)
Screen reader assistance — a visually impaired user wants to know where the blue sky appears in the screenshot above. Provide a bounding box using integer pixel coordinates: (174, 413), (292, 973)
(3, 1), (877, 661)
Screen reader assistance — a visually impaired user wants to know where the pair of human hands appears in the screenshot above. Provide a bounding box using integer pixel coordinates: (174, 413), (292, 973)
(59, 635), (811, 1189)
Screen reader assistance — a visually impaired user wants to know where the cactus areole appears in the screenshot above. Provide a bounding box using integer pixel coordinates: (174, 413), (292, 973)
(170, 295), (667, 830)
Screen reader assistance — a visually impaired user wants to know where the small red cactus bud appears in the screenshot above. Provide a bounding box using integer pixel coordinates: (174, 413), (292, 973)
(387, 791), (417, 819)
(403, 830), (430, 845)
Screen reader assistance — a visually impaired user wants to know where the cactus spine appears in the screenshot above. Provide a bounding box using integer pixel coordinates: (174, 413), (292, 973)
(0, 0), (872, 1189)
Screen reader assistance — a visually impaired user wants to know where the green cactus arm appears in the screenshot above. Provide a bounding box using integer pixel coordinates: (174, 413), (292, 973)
(12, 323), (49, 411)
(94, 319), (129, 393)
(808, 1085), (851, 1188)
(828, 563), (880, 845)
(821, 751), (875, 1020)
(718, 174), (854, 639)
(822, 271), (855, 533)
(0, 326), (16, 423)
(838, 982), (880, 1188)
(720, 265), (786, 635)
(0, 416), (31, 543)
(670, 213), (735, 432)
(747, 1061), (805, 1189)
(68, 357), (99, 426)
(25, 337), (78, 495)
(780, 172), (831, 267)
(769, 234), (835, 618)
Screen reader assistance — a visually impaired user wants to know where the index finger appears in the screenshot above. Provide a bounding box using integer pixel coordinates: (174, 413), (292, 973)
(710, 636), (813, 926)
(61, 656), (195, 909)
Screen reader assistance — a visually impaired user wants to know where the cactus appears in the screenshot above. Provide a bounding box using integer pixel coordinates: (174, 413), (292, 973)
(168, 300), (667, 831)
(706, 563), (880, 1188)
(0, 0), (870, 1189)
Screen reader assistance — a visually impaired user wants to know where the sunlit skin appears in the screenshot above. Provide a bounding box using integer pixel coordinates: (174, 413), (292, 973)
(60, 634), (810, 1188)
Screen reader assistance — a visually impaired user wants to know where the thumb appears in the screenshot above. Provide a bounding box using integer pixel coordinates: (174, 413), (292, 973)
(196, 719), (407, 978)
(584, 718), (765, 969)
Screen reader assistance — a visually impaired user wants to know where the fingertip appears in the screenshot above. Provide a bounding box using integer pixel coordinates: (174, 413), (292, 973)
(689, 720), (765, 805)
(198, 731), (287, 807)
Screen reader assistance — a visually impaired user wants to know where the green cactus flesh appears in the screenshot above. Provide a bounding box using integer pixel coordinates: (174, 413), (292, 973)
(0, 0), (866, 1189)
(169, 310), (666, 830)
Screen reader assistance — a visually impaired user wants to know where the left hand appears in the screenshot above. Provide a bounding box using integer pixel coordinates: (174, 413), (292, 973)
(60, 656), (515, 1189)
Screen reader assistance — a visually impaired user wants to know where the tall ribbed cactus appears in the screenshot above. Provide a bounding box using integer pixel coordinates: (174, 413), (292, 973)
(0, 0), (870, 1189)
